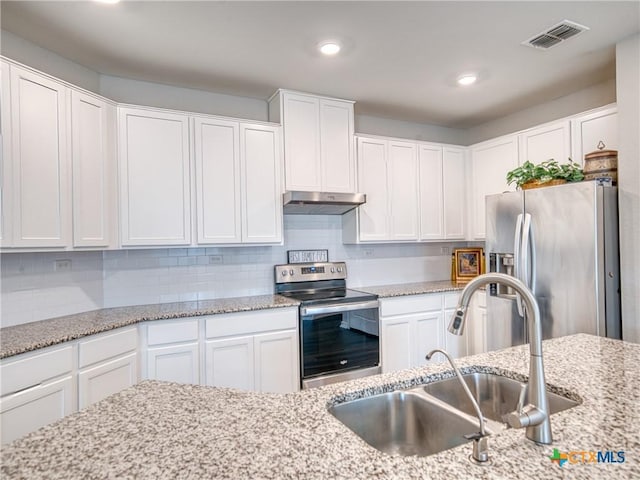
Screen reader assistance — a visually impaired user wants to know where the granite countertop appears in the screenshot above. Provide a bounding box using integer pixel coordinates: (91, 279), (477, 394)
(0, 280), (462, 360)
(2, 334), (638, 479)
(358, 280), (464, 297)
(0, 295), (300, 359)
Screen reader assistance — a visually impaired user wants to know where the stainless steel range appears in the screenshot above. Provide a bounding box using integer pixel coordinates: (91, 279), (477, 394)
(275, 262), (380, 389)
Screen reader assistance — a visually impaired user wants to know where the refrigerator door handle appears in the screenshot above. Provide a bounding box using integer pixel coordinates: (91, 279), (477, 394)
(514, 214), (525, 317)
(521, 213), (537, 294)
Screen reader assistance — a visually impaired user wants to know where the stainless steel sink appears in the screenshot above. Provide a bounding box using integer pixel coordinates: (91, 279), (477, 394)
(421, 372), (580, 423)
(329, 372), (580, 457)
(328, 390), (485, 457)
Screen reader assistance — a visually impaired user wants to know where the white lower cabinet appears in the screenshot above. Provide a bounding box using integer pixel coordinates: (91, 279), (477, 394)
(204, 309), (299, 393)
(0, 344), (75, 445)
(77, 327), (138, 409)
(380, 294), (450, 373)
(468, 291), (488, 355)
(144, 319), (200, 385)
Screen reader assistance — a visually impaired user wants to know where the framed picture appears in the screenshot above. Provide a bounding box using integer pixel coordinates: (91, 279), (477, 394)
(453, 248), (484, 282)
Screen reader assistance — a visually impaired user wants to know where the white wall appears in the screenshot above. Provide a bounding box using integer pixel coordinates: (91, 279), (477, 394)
(464, 79), (617, 145)
(0, 30), (100, 92)
(616, 33), (640, 343)
(355, 114), (466, 145)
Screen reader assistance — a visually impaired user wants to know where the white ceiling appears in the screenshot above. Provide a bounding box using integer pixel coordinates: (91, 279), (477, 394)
(1, 1), (638, 128)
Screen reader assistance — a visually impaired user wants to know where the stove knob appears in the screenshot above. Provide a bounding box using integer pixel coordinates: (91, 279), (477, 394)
(330, 267), (335, 273)
(281, 270), (288, 276)
(289, 269), (294, 276)
(337, 267), (343, 273)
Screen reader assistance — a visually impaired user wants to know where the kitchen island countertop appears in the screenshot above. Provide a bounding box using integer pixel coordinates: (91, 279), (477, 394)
(2, 333), (638, 479)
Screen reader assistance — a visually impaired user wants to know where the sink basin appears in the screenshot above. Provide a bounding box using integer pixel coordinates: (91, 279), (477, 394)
(329, 390), (483, 457)
(421, 372), (580, 423)
(329, 371), (580, 457)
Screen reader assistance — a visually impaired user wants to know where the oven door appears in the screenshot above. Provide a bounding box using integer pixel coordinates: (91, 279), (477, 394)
(300, 300), (380, 388)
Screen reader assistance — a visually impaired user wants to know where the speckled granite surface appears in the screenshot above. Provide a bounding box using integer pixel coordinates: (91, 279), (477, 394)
(2, 334), (638, 479)
(0, 295), (299, 359)
(358, 280), (464, 297)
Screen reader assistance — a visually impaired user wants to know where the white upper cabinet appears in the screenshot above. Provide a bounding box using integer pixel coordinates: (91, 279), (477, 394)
(193, 118), (282, 245)
(518, 120), (571, 165)
(354, 137), (389, 242)
(240, 123), (283, 243)
(194, 117), (242, 244)
(1, 60), (11, 245)
(7, 64), (70, 248)
(442, 147), (466, 239)
(269, 90), (355, 193)
(118, 106), (191, 246)
(388, 140), (419, 241)
(71, 91), (116, 248)
(469, 134), (519, 240)
(571, 105), (618, 165)
(418, 144), (444, 240)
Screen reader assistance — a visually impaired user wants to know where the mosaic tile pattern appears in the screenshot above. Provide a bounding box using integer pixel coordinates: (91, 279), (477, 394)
(0, 295), (300, 358)
(2, 334), (639, 479)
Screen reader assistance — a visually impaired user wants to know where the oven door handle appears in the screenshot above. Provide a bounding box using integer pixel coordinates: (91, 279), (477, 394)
(300, 300), (380, 317)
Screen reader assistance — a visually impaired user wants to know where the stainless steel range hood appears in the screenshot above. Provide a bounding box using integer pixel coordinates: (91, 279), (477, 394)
(282, 191), (366, 215)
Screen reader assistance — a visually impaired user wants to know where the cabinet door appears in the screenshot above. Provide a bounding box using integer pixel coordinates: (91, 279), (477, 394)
(118, 107), (191, 246)
(254, 330), (298, 393)
(415, 311), (444, 367)
(388, 141), (419, 241)
(468, 293), (487, 355)
(320, 99), (354, 193)
(442, 147), (466, 239)
(571, 106), (618, 166)
(9, 65), (70, 247)
(78, 353), (137, 409)
(194, 117), (241, 244)
(241, 123), (283, 243)
(71, 90), (115, 247)
(205, 336), (254, 391)
(380, 316), (412, 373)
(418, 144), (444, 240)
(0, 376), (74, 445)
(282, 93), (321, 191)
(519, 120), (571, 165)
(469, 135), (518, 239)
(357, 137), (389, 241)
(147, 343), (199, 385)
(1, 60), (11, 245)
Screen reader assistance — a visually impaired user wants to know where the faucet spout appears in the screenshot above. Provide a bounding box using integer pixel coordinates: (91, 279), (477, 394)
(448, 272), (552, 445)
(426, 348), (489, 463)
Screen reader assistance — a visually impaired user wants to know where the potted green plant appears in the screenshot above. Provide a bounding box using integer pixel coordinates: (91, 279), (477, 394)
(506, 159), (584, 190)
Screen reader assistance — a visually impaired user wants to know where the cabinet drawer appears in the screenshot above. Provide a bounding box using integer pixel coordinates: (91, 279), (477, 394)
(444, 292), (462, 309)
(78, 328), (137, 368)
(380, 294), (442, 317)
(147, 319), (199, 346)
(206, 308), (297, 338)
(1, 345), (73, 397)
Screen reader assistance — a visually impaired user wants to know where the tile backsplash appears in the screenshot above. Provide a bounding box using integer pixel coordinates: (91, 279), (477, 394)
(1, 216), (459, 327)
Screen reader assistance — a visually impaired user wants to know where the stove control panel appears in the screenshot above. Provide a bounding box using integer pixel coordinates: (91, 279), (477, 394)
(275, 262), (347, 283)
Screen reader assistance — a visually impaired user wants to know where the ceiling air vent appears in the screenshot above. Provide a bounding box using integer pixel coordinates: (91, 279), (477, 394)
(523, 20), (589, 50)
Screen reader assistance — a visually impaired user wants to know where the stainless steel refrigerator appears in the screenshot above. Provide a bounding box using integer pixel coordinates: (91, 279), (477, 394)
(485, 181), (621, 350)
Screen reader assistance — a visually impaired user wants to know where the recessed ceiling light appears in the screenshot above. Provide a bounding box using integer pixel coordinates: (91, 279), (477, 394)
(457, 74), (478, 86)
(94, 0), (121, 4)
(319, 42), (341, 56)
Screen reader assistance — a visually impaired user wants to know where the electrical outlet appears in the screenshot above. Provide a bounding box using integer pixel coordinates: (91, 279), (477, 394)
(363, 248), (374, 257)
(209, 255), (223, 264)
(54, 259), (72, 272)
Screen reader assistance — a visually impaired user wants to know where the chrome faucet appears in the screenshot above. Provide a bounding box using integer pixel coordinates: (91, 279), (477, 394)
(449, 272), (552, 445)
(426, 348), (489, 463)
